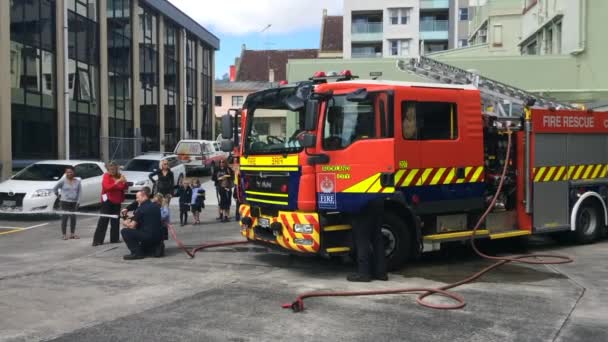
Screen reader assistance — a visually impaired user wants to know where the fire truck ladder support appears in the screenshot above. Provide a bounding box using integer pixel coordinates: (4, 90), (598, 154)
(282, 131), (573, 313)
(398, 56), (577, 117)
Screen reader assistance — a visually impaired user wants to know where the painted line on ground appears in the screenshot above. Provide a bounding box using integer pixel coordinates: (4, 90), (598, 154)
(0, 223), (49, 236)
(23, 223), (50, 230)
(0, 228), (24, 236)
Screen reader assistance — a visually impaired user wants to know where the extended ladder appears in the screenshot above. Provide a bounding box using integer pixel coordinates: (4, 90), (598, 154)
(398, 56), (577, 116)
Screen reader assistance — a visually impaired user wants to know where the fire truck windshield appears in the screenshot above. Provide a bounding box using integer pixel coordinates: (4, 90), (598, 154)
(244, 107), (304, 155)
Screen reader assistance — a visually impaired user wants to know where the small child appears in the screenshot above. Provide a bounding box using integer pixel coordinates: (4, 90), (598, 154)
(176, 180), (192, 226)
(190, 180), (206, 224)
(153, 194), (170, 241)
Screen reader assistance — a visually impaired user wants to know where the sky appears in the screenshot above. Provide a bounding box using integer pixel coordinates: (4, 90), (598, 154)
(168, 0), (343, 79)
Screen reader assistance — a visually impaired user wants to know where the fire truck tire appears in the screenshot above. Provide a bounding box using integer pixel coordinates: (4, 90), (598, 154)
(573, 200), (602, 244)
(382, 212), (412, 271)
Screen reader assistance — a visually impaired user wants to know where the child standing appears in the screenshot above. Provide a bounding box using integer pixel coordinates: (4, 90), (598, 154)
(176, 180), (192, 226)
(190, 180), (206, 224)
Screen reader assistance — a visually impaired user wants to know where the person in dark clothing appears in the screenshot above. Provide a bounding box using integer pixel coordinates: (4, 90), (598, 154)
(93, 162), (128, 246)
(120, 187), (152, 218)
(176, 180), (192, 226)
(212, 159), (234, 222)
(121, 190), (163, 260)
(148, 159), (175, 201)
(347, 199), (388, 282)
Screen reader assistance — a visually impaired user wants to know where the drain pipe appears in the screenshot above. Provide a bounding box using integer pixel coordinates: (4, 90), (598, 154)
(571, 0), (587, 55)
(63, 0), (70, 159)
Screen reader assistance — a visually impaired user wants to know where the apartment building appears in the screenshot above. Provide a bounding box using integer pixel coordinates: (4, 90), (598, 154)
(0, 0), (218, 178)
(342, 0), (472, 58)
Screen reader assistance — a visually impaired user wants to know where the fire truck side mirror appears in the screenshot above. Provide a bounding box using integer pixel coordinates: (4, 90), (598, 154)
(221, 114), (233, 140)
(220, 139), (234, 153)
(301, 133), (316, 148)
(304, 100), (319, 131)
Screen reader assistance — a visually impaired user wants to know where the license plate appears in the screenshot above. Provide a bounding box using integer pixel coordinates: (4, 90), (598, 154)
(2, 200), (16, 207)
(258, 217), (270, 228)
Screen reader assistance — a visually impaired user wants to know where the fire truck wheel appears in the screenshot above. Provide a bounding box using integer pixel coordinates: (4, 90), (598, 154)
(573, 200), (602, 244)
(382, 212), (412, 271)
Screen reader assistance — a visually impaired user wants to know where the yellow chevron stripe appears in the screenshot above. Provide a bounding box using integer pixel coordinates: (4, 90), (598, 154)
(430, 168), (446, 185)
(393, 169), (406, 186)
(543, 167), (556, 182)
(368, 177), (383, 193)
(573, 165), (584, 180)
(343, 173), (380, 193)
(443, 168), (456, 184)
(567, 166), (576, 180)
(403, 169), (419, 186)
(418, 168), (433, 186)
(582, 165), (593, 179)
(471, 166), (484, 182)
(601, 164), (608, 178)
(591, 164), (603, 179)
(533, 167), (543, 182)
(554, 166), (566, 181)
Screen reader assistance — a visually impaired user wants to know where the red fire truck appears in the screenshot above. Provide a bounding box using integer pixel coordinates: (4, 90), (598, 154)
(221, 57), (608, 270)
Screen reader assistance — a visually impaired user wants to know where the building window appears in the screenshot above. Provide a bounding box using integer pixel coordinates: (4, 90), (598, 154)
(232, 96), (244, 107)
(492, 24), (503, 47)
(389, 8), (411, 25)
(185, 35), (197, 139)
(139, 5), (159, 152)
(164, 22), (180, 151)
(201, 46), (212, 139)
(215, 96), (222, 106)
(389, 39), (410, 57)
(10, 0), (58, 160)
(459, 8), (469, 21)
(402, 102), (458, 140)
(524, 40), (538, 55)
(458, 39), (468, 48)
(544, 27), (553, 54)
(555, 21), (562, 54)
(67, 0), (100, 159)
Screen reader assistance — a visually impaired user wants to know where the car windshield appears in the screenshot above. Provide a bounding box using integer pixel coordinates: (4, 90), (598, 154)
(175, 142), (201, 155)
(123, 159), (158, 172)
(12, 164), (67, 181)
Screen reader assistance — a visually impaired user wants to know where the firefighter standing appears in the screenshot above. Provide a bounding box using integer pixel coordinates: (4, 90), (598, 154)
(347, 199), (388, 282)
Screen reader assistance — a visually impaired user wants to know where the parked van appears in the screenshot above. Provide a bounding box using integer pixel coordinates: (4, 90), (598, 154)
(174, 140), (224, 175)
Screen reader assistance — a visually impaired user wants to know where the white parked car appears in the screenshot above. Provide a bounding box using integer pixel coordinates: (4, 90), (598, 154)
(0, 160), (107, 214)
(121, 153), (185, 198)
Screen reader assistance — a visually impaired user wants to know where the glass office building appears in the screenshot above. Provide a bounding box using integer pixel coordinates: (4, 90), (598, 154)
(2, 0), (219, 172)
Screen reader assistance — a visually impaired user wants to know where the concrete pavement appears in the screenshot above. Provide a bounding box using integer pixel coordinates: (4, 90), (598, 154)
(0, 206), (606, 342)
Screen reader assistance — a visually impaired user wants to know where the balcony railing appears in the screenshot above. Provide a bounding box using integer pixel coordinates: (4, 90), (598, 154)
(351, 22), (383, 34)
(420, 20), (448, 32)
(351, 47), (382, 58)
(420, 0), (449, 9)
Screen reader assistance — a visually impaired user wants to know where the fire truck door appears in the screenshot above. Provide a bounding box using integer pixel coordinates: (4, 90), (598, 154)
(316, 92), (395, 213)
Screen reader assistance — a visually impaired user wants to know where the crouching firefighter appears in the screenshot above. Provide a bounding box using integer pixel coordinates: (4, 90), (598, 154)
(121, 189), (163, 260)
(348, 198), (388, 282)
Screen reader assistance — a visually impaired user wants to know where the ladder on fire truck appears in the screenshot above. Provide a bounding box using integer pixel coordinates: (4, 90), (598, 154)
(399, 56), (577, 116)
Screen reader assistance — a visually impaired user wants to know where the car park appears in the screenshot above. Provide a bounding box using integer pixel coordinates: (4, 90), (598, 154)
(0, 160), (107, 214)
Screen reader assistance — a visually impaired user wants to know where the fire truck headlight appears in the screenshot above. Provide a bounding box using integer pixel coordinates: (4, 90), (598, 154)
(294, 223), (314, 234)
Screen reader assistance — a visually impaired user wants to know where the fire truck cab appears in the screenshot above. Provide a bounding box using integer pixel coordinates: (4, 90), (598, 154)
(221, 70), (608, 270)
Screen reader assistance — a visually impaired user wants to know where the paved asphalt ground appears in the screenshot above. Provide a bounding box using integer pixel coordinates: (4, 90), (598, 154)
(0, 196), (607, 341)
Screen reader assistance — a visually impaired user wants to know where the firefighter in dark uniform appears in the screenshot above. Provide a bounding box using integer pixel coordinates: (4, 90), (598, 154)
(347, 198), (388, 282)
(121, 189), (162, 260)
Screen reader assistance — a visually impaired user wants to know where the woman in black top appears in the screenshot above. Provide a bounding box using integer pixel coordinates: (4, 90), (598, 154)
(148, 159), (175, 202)
(212, 159), (234, 222)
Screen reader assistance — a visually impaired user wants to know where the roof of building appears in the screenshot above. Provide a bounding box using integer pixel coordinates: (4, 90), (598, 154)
(143, 0), (220, 49)
(236, 49), (319, 82)
(321, 15), (343, 52)
(215, 81), (275, 92)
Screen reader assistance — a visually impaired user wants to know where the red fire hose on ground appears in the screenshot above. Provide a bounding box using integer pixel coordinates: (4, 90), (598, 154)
(281, 131), (574, 312)
(166, 224), (249, 258)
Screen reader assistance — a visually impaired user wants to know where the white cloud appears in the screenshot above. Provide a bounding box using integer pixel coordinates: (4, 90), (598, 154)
(169, 0), (343, 35)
